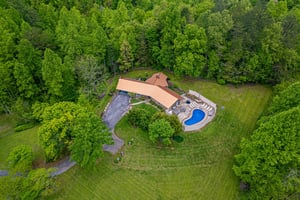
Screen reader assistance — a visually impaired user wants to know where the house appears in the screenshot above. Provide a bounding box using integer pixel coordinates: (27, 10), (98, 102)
(116, 76), (182, 109)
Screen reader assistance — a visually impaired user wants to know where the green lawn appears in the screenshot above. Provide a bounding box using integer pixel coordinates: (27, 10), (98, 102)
(0, 114), (16, 137)
(52, 70), (272, 200)
(0, 126), (44, 169)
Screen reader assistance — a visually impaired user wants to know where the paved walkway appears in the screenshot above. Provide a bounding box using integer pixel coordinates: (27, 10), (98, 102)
(130, 100), (148, 106)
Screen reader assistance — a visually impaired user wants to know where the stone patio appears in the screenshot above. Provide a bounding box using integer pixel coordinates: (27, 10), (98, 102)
(172, 90), (217, 132)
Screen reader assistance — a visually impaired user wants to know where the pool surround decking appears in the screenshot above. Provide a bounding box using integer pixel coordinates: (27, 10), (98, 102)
(175, 90), (216, 132)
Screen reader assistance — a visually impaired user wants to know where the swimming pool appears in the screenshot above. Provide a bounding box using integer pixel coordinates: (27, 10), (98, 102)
(184, 109), (206, 126)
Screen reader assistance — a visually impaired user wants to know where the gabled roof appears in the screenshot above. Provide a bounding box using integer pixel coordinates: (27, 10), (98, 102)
(116, 78), (182, 109)
(146, 72), (168, 87)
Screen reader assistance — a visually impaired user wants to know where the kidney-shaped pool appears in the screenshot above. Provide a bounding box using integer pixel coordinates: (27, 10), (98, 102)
(184, 109), (206, 126)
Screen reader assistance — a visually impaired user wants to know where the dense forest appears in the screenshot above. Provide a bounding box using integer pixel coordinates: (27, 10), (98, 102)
(234, 81), (300, 199)
(0, 0), (299, 114)
(0, 0), (300, 199)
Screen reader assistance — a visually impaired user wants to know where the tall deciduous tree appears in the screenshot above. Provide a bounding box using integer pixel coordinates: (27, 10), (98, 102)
(206, 10), (233, 53)
(55, 6), (87, 57)
(70, 112), (111, 168)
(39, 102), (112, 167)
(118, 39), (133, 72)
(266, 81), (300, 115)
(157, 1), (183, 69)
(0, 8), (21, 112)
(75, 55), (107, 97)
(14, 38), (41, 99)
(174, 24), (207, 77)
(233, 107), (300, 199)
(39, 102), (81, 161)
(42, 48), (64, 101)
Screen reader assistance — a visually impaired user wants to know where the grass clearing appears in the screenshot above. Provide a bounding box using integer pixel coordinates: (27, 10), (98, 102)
(53, 70), (272, 200)
(0, 126), (44, 169)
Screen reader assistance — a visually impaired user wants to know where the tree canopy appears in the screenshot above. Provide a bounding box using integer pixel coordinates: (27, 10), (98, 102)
(0, 0), (299, 113)
(148, 119), (175, 145)
(0, 168), (56, 200)
(6, 145), (33, 173)
(233, 81), (300, 199)
(38, 102), (112, 168)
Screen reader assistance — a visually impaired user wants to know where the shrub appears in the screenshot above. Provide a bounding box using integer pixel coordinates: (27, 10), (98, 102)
(127, 108), (152, 131)
(148, 119), (175, 145)
(217, 78), (226, 85)
(14, 123), (35, 132)
(7, 145), (33, 172)
(151, 112), (182, 135)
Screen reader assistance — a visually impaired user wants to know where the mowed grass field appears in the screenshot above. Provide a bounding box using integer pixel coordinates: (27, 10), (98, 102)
(51, 70), (272, 200)
(0, 125), (44, 169)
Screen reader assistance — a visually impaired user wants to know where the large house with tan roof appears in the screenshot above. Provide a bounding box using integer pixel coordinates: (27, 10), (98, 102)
(116, 74), (182, 109)
(112, 72), (217, 132)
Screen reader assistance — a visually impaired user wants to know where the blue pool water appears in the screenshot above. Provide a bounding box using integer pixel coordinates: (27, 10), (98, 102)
(184, 109), (205, 126)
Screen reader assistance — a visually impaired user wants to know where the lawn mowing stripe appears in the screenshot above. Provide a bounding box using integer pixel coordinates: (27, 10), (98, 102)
(52, 75), (271, 200)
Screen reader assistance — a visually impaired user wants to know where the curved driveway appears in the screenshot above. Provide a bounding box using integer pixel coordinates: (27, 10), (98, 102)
(102, 93), (130, 154)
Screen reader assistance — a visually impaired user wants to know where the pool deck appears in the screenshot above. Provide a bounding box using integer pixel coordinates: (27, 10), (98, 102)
(174, 90), (217, 132)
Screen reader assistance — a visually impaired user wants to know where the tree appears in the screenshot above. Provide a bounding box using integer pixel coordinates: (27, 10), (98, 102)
(55, 6), (87, 57)
(14, 38), (41, 99)
(37, 3), (58, 32)
(42, 48), (64, 100)
(151, 112), (182, 135)
(75, 55), (107, 98)
(118, 39), (133, 72)
(148, 119), (175, 145)
(83, 9), (108, 61)
(39, 102), (81, 161)
(206, 10), (233, 53)
(267, 0), (288, 21)
(39, 102), (112, 167)
(233, 106), (300, 199)
(157, 2), (183, 70)
(0, 168), (56, 200)
(0, 7), (21, 62)
(207, 50), (220, 79)
(174, 24), (207, 77)
(7, 145), (33, 173)
(70, 112), (111, 168)
(21, 168), (56, 199)
(127, 107), (152, 131)
(267, 81), (300, 115)
(0, 61), (17, 113)
(258, 22), (284, 83)
(135, 29), (152, 68)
